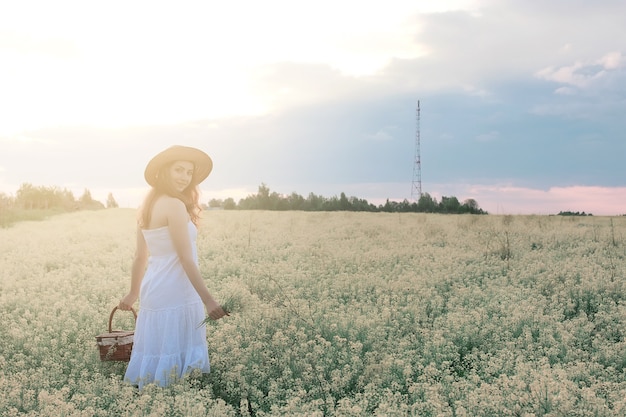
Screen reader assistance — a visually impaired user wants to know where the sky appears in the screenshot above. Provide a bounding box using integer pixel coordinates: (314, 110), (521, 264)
(1, 0), (625, 215)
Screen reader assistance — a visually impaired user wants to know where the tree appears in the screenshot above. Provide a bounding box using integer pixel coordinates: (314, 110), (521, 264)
(339, 192), (351, 211)
(15, 183), (37, 209)
(80, 189), (94, 204)
(14, 183), (77, 210)
(324, 195), (340, 211)
(106, 193), (119, 208)
(257, 183), (271, 210)
(396, 199), (414, 212)
(440, 196), (461, 213)
(208, 198), (222, 208)
(223, 198), (236, 210)
(217, 183), (487, 214)
(287, 192), (305, 210)
(79, 189), (104, 210)
(306, 192), (324, 211)
(0, 192), (13, 209)
(59, 188), (76, 210)
(461, 198), (486, 214)
(380, 199), (398, 212)
(417, 193), (437, 213)
(349, 196), (376, 212)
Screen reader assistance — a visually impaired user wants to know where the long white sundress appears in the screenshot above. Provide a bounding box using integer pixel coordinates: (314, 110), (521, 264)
(124, 221), (210, 389)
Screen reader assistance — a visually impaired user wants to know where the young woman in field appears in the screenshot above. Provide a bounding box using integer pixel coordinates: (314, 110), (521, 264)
(118, 145), (228, 389)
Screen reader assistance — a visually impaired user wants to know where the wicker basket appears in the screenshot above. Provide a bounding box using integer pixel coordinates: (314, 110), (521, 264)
(95, 306), (137, 361)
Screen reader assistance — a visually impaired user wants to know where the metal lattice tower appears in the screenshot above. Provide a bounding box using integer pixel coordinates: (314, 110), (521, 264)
(411, 100), (422, 201)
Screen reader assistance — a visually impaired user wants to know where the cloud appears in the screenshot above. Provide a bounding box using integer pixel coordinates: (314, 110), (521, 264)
(399, 182), (624, 215)
(555, 86), (577, 95)
(407, 1), (626, 93)
(535, 52), (624, 89)
(600, 51), (623, 70)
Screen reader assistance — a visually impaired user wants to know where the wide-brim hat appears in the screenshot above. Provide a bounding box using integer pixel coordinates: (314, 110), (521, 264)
(144, 145), (213, 187)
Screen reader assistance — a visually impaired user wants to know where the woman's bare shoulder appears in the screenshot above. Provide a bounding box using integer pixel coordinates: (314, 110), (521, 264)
(148, 196), (187, 228)
(154, 195), (186, 210)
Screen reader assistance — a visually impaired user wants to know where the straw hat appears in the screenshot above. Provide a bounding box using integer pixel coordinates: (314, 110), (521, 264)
(144, 145), (213, 187)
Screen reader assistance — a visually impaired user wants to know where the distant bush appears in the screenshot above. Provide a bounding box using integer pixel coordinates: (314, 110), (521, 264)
(557, 211), (593, 216)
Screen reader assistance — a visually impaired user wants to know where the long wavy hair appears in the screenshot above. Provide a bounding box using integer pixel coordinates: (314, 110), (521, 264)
(139, 161), (201, 228)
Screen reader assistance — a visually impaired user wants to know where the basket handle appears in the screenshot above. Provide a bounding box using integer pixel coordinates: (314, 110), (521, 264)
(108, 306), (137, 333)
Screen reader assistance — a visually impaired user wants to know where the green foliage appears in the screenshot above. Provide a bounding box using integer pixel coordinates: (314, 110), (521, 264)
(417, 192), (438, 212)
(15, 183), (77, 210)
(106, 193), (119, 209)
(1, 183), (108, 227)
(558, 211), (593, 216)
(212, 184), (487, 214)
(79, 189), (105, 210)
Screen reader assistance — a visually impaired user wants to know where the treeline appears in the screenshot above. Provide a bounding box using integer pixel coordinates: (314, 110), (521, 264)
(208, 184), (488, 214)
(1, 182), (487, 221)
(557, 211), (593, 216)
(0, 183), (117, 211)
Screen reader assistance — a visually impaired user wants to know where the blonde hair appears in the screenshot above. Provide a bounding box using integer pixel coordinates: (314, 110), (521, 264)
(139, 162), (201, 228)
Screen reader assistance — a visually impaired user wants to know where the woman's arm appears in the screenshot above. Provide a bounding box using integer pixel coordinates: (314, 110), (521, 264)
(166, 198), (228, 320)
(119, 227), (148, 310)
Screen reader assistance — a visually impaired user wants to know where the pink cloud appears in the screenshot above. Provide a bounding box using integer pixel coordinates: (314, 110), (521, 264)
(534, 51), (623, 90)
(337, 183), (624, 216)
(463, 185), (626, 216)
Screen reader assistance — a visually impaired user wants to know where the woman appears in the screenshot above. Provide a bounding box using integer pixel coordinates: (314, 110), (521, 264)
(118, 145), (228, 389)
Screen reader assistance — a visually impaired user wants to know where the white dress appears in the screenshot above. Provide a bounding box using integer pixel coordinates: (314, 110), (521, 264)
(124, 221), (210, 388)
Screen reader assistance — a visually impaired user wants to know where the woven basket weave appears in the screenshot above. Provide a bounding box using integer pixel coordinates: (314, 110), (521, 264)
(95, 306), (137, 361)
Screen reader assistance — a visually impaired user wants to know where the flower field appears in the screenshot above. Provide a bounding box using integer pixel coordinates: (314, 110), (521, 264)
(1, 209), (625, 416)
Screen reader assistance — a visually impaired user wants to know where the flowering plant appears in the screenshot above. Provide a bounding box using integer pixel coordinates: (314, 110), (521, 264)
(200, 293), (244, 326)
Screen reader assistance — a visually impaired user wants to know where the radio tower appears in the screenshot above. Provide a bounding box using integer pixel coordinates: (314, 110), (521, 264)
(411, 100), (422, 201)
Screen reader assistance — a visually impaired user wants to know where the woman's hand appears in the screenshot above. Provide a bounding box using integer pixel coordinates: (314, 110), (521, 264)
(118, 293), (137, 311)
(205, 298), (229, 321)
